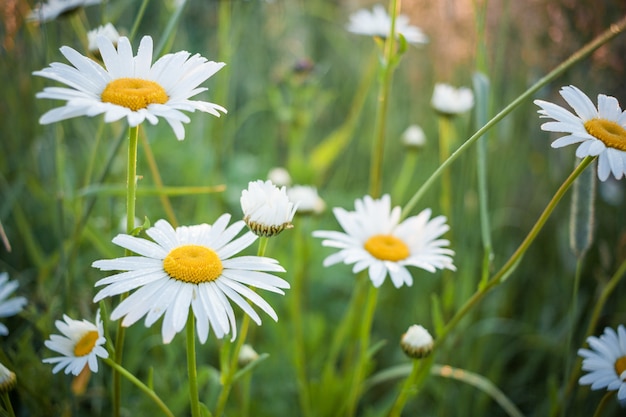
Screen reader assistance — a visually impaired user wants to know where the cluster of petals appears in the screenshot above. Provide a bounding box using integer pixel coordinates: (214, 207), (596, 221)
(346, 4), (428, 45)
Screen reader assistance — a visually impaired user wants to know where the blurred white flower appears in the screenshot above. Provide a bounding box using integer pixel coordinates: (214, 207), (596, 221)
(87, 23), (120, 53)
(535, 85), (626, 181)
(28, 0), (101, 24)
(0, 362), (16, 392)
(400, 324), (434, 358)
(346, 4), (428, 45)
(401, 124), (427, 149)
(287, 185), (325, 215)
(313, 194), (455, 288)
(578, 325), (626, 402)
(431, 83), (474, 115)
(241, 180), (297, 237)
(0, 272), (26, 336)
(238, 344), (260, 366)
(267, 167), (292, 187)
(34, 35), (226, 140)
(42, 310), (108, 375)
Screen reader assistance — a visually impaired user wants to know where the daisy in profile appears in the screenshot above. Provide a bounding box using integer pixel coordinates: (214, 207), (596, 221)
(92, 215), (289, 344)
(42, 310), (108, 376)
(241, 180), (297, 237)
(27, 0), (101, 24)
(346, 4), (428, 45)
(0, 272), (27, 336)
(578, 325), (626, 402)
(431, 83), (474, 116)
(313, 194), (455, 288)
(535, 85), (626, 181)
(34, 35), (226, 140)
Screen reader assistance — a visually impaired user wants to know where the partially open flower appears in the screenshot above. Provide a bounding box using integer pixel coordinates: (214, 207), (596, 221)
(0, 362), (16, 392)
(241, 180), (297, 237)
(431, 83), (474, 116)
(400, 324), (434, 359)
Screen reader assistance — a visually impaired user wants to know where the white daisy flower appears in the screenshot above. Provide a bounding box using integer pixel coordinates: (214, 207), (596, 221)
(287, 185), (326, 215)
(33, 35), (226, 140)
(0, 272), (27, 336)
(578, 325), (626, 402)
(0, 362), (16, 392)
(267, 167), (292, 188)
(313, 194), (455, 288)
(42, 310), (108, 376)
(431, 83), (474, 115)
(401, 124), (427, 149)
(535, 85), (626, 181)
(87, 23), (120, 53)
(346, 4), (428, 45)
(27, 0), (101, 24)
(92, 215), (289, 344)
(400, 324), (434, 359)
(240, 180), (297, 237)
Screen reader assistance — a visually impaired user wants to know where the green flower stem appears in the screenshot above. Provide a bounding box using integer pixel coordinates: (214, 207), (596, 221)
(368, 0), (400, 198)
(387, 356), (433, 417)
(128, 0), (151, 42)
(1, 391), (16, 417)
(104, 357), (175, 417)
(401, 14), (626, 220)
(437, 115), (454, 222)
(345, 284), (379, 417)
(592, 391), (616, 417)
(112, 125), (139, 417)
(214, 236), (268, 417)
(187, 313), (206, 417)
(391, 149), (419, 202)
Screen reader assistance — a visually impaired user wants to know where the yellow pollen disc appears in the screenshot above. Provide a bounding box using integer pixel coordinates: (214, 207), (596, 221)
(615, 356), (626, 378)
(163, 245), (223, 284)
(584, 119), (626, 151)
(74, 330), (99, 357)
(101, 78), (168, 111)
(364, 234), (410, 261)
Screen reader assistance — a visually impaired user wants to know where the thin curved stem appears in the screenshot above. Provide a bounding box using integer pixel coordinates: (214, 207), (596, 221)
(187, 313), (205, 417)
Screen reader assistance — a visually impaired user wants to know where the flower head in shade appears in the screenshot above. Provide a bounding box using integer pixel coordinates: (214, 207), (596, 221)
(431, 83), (474, 116)
(42, 310), (108, 376)
(401, 124), (427, 149)
(28, 0), (101, 24)
(87, 23), (120, 54)
(535, 85), (626, 181)
(578, 325), (626, 402)
(346, 4), (428, 45)
(401, 324), (434, 359)
(0, 362), (16, 392)
(92, 216), (289, 344)
(287, 185), (326, 215)
(313, 194), (455, 288)
(241, 180), (297, 237)
(33, 35), (226, 140)
(0, 272), (27, 336)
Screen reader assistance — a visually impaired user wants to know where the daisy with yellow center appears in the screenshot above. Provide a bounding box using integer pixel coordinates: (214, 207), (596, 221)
(42, 310), (108, 376)
(33, 35), (226, 140)
(92, 215), (289, 344)
(313, 194), (455, 288)
(578, 325), (626, 402)
(535, 85), (626, 181)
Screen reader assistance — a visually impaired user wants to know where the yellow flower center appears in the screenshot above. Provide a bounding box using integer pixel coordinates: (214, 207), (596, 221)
(101, 78), (168, 111)
(163, 245), (223, 284)
(364, 234), (410, 261)
(74, 330), (99, 357)
(584, 119), (626, 151)
(615, 356), (626, 379)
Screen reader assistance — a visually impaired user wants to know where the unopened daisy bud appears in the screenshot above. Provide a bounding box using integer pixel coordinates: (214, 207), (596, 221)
(400, 325), (434, 359)
(238, 344), (259, 367)
(401, 125), (427, 149)
(431, 83), (474, 116)
(267, 167), (292, 187)
(88, 23), (120, 54)
(241, 180), (297, 237)
(287, 185), (325, 215)
(0, 363), (16, 392)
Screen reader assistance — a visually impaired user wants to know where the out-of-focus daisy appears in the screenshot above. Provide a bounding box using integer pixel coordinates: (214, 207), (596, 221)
(87, 23), (120, 54)
(313, 194), (455, 288)
(240, 180), (297, 237)
(0, 272), (27, 336)
(578, 325), (626, 402)
(346, 4), (428, 45)
(401, 124), (427, 149)
(431, 83), (474, 115)
(267, 167), (292, 188)
(33, 35), (226, 140)
(287, 185), (325, 215)
(27, 0), (101, 24)
(92, 215), (289, 344)
(535, 85), (626, 181)
(400, 324), (434, 359)
(42, 310), (108, 376)
(238, 344), (259, 366)
(0, 362), (16, 392)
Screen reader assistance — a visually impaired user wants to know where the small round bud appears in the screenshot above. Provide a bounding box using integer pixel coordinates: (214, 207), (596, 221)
(267, 167), (292, 188)
(401, 125), (427, 149)
(400, 325), (434, 359)
(238, 344), (260, 367)
(431, 83), (474, 116)
(0, 363), (16, 393)
(241, 180), (297, 237)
